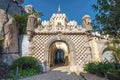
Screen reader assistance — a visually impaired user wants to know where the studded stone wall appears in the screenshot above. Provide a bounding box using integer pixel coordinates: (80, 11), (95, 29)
(67, 34), (91, 66)
(31, 35), (52, 63)
(30, 33), (91, 67)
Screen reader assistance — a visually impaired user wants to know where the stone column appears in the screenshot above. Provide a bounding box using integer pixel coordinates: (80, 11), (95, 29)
(70, 50), (74, 66)
(70, 50), (77, 72)
(44, 49), (49, 62)
(44, 49), (50, 72)
(89, 39), (100, 62)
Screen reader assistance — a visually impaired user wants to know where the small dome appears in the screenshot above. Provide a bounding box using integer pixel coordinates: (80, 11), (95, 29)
(82, 15), (90, 20)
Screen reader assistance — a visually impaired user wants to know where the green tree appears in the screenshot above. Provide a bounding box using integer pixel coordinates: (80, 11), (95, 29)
(29, 10), (43, 18)
(92, 0), (120, 36)
(32, 11), (43, 18)
(14, 11), (43, 34)
(14, 14), (28, 34)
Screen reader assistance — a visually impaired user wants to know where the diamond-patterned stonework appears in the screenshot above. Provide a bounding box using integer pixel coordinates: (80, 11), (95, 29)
(66, 34), (91, 66)
(30, 33), (91, 67)
(31, 35), (52, 62)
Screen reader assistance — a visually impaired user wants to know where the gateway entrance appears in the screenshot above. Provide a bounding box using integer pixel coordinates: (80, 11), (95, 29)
(49, 41), (69, 67)
(54, 49), (65, 65)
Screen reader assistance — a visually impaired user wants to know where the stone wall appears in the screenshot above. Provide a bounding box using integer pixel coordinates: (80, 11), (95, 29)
(0, 0), (25, 53)
(0, 0), (26, 66)
(19, 35), (30, 56)
(29, 33), (92, 72)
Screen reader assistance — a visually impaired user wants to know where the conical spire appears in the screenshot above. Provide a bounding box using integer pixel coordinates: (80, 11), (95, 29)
(58, 4), (61, 14)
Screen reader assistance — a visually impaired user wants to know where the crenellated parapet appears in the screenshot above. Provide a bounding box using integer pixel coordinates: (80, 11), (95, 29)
(49, 13), (68, 28)
(41, 20), (50, 27)
(50, 13), (68, 22)
(34, 13), (91, 34)
(26, 12), (93, 35)
(67, 20), (78, 30)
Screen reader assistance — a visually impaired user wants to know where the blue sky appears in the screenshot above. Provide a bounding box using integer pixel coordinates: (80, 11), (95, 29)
(22, 0), (97, 25)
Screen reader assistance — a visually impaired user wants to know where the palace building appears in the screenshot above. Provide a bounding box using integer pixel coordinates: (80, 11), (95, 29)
(21, 6), (110, 73)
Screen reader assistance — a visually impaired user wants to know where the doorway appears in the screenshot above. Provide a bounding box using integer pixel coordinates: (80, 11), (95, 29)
(49, 41), (69, 67)
(54, 49), (65, 66)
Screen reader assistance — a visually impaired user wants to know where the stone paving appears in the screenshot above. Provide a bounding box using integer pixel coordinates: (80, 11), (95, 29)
(19, 66), (106, 80)
(20, 66), (85, 80)
(81, 73), (106, 80)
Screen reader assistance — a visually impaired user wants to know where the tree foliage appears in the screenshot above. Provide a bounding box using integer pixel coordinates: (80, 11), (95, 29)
(107, 39), (120, 63)
(30, 11), (43, 18)
(14, 14), (28, 34)
(9, 56), (41, 78)
(84, 62), (120, 79)
(92, 0), (120, 36)
(14, 10), (43, 34)
(28, 8), (43, 18)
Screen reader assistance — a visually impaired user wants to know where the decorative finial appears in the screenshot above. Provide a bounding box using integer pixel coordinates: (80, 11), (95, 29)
(58, 4), (61, 14)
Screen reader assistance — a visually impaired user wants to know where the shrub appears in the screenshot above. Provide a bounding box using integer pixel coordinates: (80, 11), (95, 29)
(8, 56), (41, 78)
(84, 62), (117, 77)
(11, 56), (38, 70)
(107, 70), (120, 80)
(84, 62), (98, 74)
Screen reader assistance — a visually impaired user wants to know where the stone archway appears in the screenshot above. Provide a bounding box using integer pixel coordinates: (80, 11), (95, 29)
(49, 41), (69, 67)
(44, 35), (75, 71)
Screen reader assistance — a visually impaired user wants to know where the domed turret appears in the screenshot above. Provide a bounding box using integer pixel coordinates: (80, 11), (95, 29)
(82, 15), (92, 31)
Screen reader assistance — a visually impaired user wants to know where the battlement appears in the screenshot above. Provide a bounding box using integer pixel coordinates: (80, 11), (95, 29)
(50, 13), (68, 21)
(41, 20), (49, 27)
(67, 20), (78, 27)
(35, 13), (88, 33)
